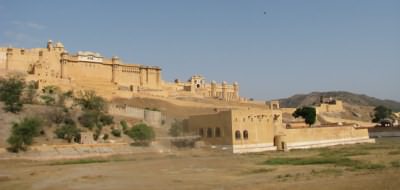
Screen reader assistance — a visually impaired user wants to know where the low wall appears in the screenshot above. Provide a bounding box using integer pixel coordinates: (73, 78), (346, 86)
(109, 104), (145, 118)
(232, 143), (276, 153)
(0, 143), (154, 161)
(283, 126), (374, 149)
(109, 104), (162, 127)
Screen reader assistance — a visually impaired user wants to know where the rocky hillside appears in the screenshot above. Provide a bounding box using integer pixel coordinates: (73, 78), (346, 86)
(279, 91), (400, 111)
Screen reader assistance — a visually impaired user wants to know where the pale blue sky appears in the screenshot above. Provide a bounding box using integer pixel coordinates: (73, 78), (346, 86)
(1, 0), (399, 101)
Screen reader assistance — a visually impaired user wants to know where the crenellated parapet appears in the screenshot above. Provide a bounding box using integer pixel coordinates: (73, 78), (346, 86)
(173, 75), (240, 101)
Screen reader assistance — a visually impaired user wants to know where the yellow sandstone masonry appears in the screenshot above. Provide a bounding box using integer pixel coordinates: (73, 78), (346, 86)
(0, 41), (240, 101)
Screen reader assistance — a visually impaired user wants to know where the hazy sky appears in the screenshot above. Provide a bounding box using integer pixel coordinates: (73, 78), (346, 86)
(1, 0), (399, 101)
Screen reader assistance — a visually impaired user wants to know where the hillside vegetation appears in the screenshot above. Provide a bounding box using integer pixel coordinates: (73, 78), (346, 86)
(279, 91), (400, 111)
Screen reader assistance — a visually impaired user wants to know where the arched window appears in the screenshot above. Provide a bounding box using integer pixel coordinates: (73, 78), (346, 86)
(199, 128), (204, 137)
(207, 128), (212, 138)
(235, 130), (241, 140)
(215, 128), (221, 137)
(243, 130), (249, 140)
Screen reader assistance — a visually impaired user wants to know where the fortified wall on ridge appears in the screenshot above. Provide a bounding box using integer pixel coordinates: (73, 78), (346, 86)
(0, 41), (241, 101)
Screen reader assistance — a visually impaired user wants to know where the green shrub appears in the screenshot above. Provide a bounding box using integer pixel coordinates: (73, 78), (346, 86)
(103, 134), (109, 140)
(40, 95), (55, 105)
(126, 123), (155, 146)
(168, 119), (183, 137)
(111, 129), (121, 137)
(54, 124), (80, 143)
(93, 128), (102, 140)
(75, 90), (106, 112)
(0, 75), (25, 113)
(63, 117), (76, 126)
(99, 114), (114, 125)
(7, 117), (43, 152)
(48, 108), (67, 124)
(120, 120), (128, 131)
(390, 160), (400, 168)
(78, 111), (100, 129)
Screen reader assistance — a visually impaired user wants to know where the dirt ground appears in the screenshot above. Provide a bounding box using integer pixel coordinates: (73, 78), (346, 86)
(1, 138), (400, 190)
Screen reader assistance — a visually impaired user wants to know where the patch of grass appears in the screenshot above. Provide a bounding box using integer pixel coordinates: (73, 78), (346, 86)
(263, 157), (358, 166)
(246, 168), (276, 174)
(50, 159), (108, 165)
(357, 144), (397, 150)
(319, 149), (369, 157)
(388, 150), (400, 155)
(48, 157), (135, 165)
(311, 168), (343, 176)
(351, 163), (386, 170)
(263, 157), (384, 171)
(391, 160), (400, 168)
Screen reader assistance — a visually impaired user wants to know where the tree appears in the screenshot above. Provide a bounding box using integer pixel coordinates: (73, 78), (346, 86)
(0, 74), (25, 113)
(292, 107), (316, 126)
(55, 123), (81, 143)
(75, 90), (113, 133)
(40, 85), (60, 105)
(99, 114), (114, 126)
(120, 120), (129, 133)
(78, 110), (100, 130)
(127, 123), (155, 146)
(168, 119), (184, 137)
(75, 90), (106, 112)
(7, 117), (43, 152)
(111, 128), (121, 137)
(372, 105), (392, 123)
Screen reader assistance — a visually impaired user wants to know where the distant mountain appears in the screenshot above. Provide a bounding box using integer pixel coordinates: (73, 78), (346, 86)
(279, 91), (400, 112)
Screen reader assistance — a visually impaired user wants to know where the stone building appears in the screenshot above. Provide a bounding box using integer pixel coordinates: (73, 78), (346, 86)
(80, 132), (96, 144)
(0, 41), (241, 101)
(188, 101), (374, 153)
(315, 99), (344, 113)
(170, 75), (240, 101)
(0, 41), (161, 98)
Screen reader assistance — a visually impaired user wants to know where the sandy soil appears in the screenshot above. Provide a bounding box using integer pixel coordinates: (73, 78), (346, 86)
(1, 138), (399, 190)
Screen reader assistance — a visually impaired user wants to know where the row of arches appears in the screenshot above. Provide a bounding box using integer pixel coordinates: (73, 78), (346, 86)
(199, 127), (221, 138)
(235, 130), (249, 140)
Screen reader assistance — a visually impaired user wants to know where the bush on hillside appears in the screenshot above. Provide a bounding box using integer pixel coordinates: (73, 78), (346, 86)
(111, 128), (121, 137)
(78, 111), (100, 130)
(99, 114), (114, 125)
(54, 123), (81, 143)
(7, 117), (43, 152)
(120, 120), (129, 133)
(75, 90), (106, 112)
(126, 123), (155, 146)
(0, 74), (25, 113)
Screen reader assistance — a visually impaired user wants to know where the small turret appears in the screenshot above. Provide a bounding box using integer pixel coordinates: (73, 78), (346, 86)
(112, 56), (120, 64)
(55, 42), (65, 52)
(111, 56), (119, 83)
(47, 40), (53, 51)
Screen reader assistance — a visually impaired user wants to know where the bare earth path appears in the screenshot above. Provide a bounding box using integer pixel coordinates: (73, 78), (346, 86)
(1, 138), (400, 190)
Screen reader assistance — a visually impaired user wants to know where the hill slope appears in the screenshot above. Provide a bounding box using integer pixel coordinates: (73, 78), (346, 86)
(279, 91), (400, 111)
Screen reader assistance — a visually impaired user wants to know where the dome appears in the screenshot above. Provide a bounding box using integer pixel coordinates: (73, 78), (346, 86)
(55, 42), (64, 48)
